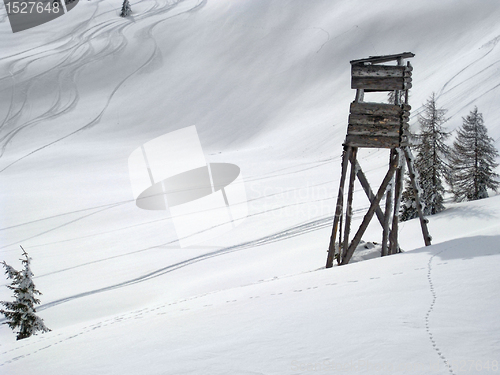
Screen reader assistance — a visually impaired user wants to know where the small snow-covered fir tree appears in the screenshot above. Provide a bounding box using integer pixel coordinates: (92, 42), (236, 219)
(0, 247), (50, 340)
(400, 173), (418, 221)
(120, 0), (132, 17)
(400, 131), (419, 221)
(400, 93), (450, 220)
(449, 107), (499, 201)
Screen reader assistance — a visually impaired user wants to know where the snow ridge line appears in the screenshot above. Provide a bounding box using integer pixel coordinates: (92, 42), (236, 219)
(425, 250), (455, 375)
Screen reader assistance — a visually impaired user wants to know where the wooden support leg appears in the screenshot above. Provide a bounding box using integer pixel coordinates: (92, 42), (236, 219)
(341, 152), (399, 265)
(337, 211), (343, 265)
(381, 151), (395, 257)
(326, 147), (352, 268)
(389, 150), (405, 254)
(403, 147), (432, 246)
(355, 89), (364, 103)
(341, 148), (358, 263)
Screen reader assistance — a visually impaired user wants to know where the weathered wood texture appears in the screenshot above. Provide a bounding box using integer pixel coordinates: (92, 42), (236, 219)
(355, 89), (364, 103)
(381, 181), (393, 257)
(344, 135), (401, 148)
(349, 114), (401, 127)
(341, 152), (399, 265)
(326, 147), (352, 268)
(355, 161), (387, 229)
(347, 124), (400, 137)
(342, 148), (358, 261)
(352, 64), (412, 77)
(389, 155), (405, 255)
(346, 102), (411, 147)
(351, 64), (412, 91)
(350, 102), (410, 116)
(351, 76), (412, 91)
(350, 52), (415, 65)
(381, 150), (396, 257)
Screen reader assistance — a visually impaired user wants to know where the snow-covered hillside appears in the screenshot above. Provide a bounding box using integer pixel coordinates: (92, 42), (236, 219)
(1, 0), (499, 374)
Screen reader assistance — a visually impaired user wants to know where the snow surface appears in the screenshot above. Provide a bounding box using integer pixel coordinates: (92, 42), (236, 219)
(1, 0), (500, 374)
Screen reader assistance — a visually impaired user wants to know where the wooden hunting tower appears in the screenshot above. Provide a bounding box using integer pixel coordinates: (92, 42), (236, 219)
(326, 52), (431, 268)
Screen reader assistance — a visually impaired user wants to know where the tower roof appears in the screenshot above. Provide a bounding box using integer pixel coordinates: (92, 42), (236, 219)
(350, 52), (415, 65)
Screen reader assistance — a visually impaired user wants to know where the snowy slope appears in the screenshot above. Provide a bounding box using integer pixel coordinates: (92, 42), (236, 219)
(1, 197), (500, 375)
(1, 0), (500, 373)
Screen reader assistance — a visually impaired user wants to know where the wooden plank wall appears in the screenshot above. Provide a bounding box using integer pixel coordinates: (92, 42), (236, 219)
(351, 64), (412, 91)
(345, 102), (410, 148)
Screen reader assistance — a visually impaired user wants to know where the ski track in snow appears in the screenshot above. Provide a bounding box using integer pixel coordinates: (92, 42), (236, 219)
(0, 193), (377, 288)
(436, 43), (497, 101)
(0, 153), (390, 255)
(0, 169), (336, 251)
(0, 0), (207, 173)
(313, 27), (330, 53)
(0, 215), (335, 316)
(0, 258), (433, 367)
(2, 3), (497, 369)
(405, 35), (500, 124)
(0, 1), (119, 149)
(0, 155), (339, 234)
(1, 249), (465, 371)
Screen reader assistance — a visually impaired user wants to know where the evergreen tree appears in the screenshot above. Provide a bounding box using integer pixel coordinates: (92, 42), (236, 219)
(400, 132), (420, 221)
(449, 107), (499, 201)
(120, 0), (132, 17)
(387, 90), (405, 105)
(400, 172), (418, 221)
(400, 93), (450, 220)
(0, 247), (50, 340)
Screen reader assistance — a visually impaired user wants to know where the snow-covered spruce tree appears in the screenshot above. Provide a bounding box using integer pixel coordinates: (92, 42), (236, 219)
(449, 107), (499, 201)
(400, 173), (418, 221)
(120, 0), (132, 17)
(400, 130), (420, 221)
(0, 247), (50, 340)
(400, 93), (450, 220)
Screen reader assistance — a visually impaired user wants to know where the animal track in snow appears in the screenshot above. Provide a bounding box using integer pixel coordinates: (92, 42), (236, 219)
(425, 251), (456, 375)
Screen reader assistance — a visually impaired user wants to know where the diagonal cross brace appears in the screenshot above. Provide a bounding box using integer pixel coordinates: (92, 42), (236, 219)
(355, 161), (388, 231)
(341, 152), (400, 265)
